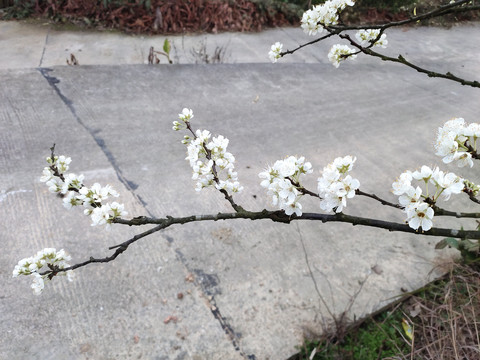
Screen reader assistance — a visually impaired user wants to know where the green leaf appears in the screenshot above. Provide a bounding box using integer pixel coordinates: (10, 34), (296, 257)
(460, 239), (479, 252)
(435, 237), (459, 250)
(163, 39), (171, 55)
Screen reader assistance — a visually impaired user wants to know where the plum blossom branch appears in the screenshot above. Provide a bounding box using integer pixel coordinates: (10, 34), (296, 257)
(34, 209), (480, 279)
(269, 0), (480, 88)
(174, 108), (245, 213)
(16, 110), (480, 295)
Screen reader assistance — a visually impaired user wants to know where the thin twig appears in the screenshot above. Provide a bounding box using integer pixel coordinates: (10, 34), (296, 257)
(356, 189), (403, 209)
(280, 32), (337, 57)
(339, 32), (480, 88)
(296, 223), (335, 319)
(329, 0), (473, 31)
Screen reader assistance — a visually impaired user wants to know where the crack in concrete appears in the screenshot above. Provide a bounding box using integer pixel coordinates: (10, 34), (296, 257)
(174, 249), (257, 360)
(37, 67), (253, 358)
(38, 29), (50, 68)
(37, 67), (151, 214)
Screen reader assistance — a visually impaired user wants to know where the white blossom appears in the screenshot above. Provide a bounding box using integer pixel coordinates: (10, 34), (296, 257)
(432, 171), (464, 201)
(406, 202), (434, 231)
(55, 155), (72, 174)
(259, 155), (313, 216)
(46, 177), (63, 193)
(31, 273), (45, 295)
(398, 186), (422, 211)
(176, 110), (243, 194)
(392, 171), (412, 196)
(355, 29), (388, 48)
(40, 167), (54, 183)
(300, 0), (355, 35)
(61, 173), (84, 194)
(453, 151), (473, 168)
(318, 156), (360, 213)
(13, 248), (73, 295)
(412, 165), (438, 182)
(63, 191), (82, 209)
(268, 42), (283, 63)
(328, 44), (357, 68)
(178, 108), (194, 122)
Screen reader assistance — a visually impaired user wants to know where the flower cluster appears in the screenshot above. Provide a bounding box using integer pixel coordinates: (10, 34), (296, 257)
(355, 29), (388, 48)
(301, 0), (356, 36)
(13, 248), (73, 295)
(259, 156), (313, 216)
(270, 1), (393, 67)
(328, 44), (357, 68)
(40, 155), (127, 228)
(435, 117), (480, 168)
(175, 109), (243, 193)
(268, 42), (283, 63)
(392, 165), (464, 231)
(317, 155), (360, 212)
(172, 108), (194, 131)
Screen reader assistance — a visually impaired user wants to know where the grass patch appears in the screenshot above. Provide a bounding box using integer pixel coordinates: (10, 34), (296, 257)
(290, 262), (480, 360)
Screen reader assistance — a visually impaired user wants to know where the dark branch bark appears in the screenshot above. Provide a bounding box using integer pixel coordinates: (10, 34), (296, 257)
(41, 208), (480, 278)
(356, 190), (403, 210)
(329, 0), (474, 31)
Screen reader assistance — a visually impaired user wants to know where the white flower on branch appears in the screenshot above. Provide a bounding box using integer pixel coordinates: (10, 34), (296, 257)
(317, 155), (360, 213)
(268, 42), (283, 63)
(398, 186), (422, 211)
(177, 110), (243, 194)
(412, 165), (438, 183)
(392, 171), (413, 196)
(174, 108), (194, 130)
(13, 248), (73, 295)
(61, 173), (84, 194)
(54, 155), (71, 174)
(63, 191), (83, 209)
(355, 29), (388, 48)
(259, 156), (313, 216)
(301, 0), (356, 35)
(394, 162), (464, 230)
(40, 167), (54, 183)
(431, 171), (464, 201)
(179, 108), (193, 122)
(328, 44), (357, 68)
(406, 202), (434, 231)
(435, 118), (480, 168)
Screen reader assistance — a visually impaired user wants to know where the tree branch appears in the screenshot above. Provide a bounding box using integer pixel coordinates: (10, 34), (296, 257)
(361, 48), (480, 88)
(280, 32), (337, 57)
(356, 189), (403, 210)
(41, 208), (480, 277)
(329, 0), (474, 31)
(281, 0), (480, 88)
(431, 204), (480, 219)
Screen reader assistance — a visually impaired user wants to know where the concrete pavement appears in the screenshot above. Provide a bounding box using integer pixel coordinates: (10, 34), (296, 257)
(1, 20), (480, 359)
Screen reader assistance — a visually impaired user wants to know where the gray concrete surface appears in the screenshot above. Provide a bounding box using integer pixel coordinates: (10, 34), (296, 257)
(1, 20), (480, 360)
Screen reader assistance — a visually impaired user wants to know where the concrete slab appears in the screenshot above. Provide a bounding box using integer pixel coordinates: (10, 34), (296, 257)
(1, 20), (480, 69)
(1, 20), (480, 360)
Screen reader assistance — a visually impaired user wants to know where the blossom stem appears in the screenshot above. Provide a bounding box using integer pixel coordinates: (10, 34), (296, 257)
(280, 32), (337, 57)
(355, 189), (403, 210)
